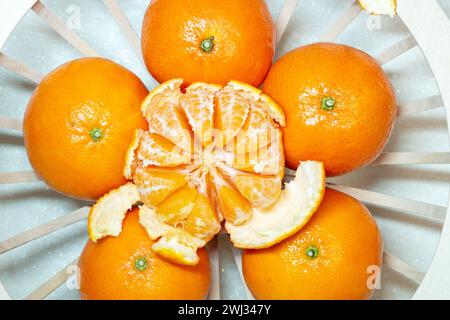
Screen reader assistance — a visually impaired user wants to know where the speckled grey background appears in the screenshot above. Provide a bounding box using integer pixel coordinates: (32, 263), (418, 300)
(1, 0), (450, 300)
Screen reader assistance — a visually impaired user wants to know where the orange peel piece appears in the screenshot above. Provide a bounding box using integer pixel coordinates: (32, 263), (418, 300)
(88, 182), (140, 242)
(358, 0), (397, 17)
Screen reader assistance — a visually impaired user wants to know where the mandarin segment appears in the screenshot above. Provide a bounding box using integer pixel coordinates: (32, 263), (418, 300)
(151, 231), (202, 265)
(258, 93), (286, 127)
(139, 206), (206, 265)
(227, 137), (284, 175)
(136, 131), (191, 167)
(180, 83), (221, 147)
(214, 89), (250, 147)
(212, 171), (252, 225)
(156, 185), (198, 225)
(226, 81), (262, 100)
(234, 173), (282, 209)
(139, 206), (207, 249)
(133, 167), (187, 207)
(143, 86), (192, 151)
(123, 129), (142, 180)
(231, 101), (281, 154)
(139, 205), (175, 240)
(183, 193), (221, 243)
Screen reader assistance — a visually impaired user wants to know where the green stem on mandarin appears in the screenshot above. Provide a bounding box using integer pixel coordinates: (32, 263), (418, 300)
(135, 257), (148, 271)
(200, 36), (215, 52)
(321, 96), (335, 111)
(305, 245), (319, 259)
(89, 128), (103, 142)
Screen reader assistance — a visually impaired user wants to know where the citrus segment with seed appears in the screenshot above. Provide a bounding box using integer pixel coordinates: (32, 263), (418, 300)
(88, 79), (325, 265)
(184, 193), (221, 242)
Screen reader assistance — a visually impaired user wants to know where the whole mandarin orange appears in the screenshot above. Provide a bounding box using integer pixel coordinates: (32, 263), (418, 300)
(141, 0), (275, 87)
(79, 208), (211, 300)
(263, 43), (397, 176)
(243, 188), (383, 300)
(23, 58), (148, 200)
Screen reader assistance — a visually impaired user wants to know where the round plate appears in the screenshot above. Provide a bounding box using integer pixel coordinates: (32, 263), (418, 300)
(0, 0), (450, 300)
